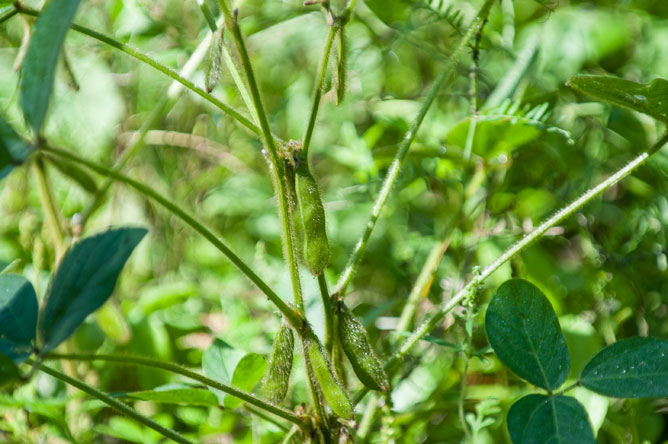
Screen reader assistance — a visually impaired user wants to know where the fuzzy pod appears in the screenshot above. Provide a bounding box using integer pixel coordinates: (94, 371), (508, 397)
(304, 335), (353, 420)
(205, 27), (225, 93)
(338, 303), (389, 392)
(261, 322), (294, 405)
(295, 161), (330, 275)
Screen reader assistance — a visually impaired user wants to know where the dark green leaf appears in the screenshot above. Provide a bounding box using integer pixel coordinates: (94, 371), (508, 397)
(46, 155), (98, 193)
(122, 386), (219, 406)
(0, 352), (21, 387)
(507, 394), (595, 444)
(20, 0), (82, 133)
(0, 117), (31, 181)
(0, 274), (37, 362)
(225, 353), (266, 408)
(567, 75), (668, 123)
(580, 336), (668, 398)
(485, 279), (570, 390)
(38, 227), (147, 355)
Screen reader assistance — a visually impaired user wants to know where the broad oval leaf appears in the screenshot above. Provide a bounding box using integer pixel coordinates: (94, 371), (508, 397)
(38, 227), (147, 355)
(507, 394), (595, 444)
(0, 117), (32, 181)
(20, 0), (82, 133)
(485, 279), (570, 390)
(0, 352), (20, 387)
(580, 336), (668, 398)
(203, 339), (265, 407)
(225, 353), (266, 408)
(567, 75), (668, 124)
(0, 274), (38, 362)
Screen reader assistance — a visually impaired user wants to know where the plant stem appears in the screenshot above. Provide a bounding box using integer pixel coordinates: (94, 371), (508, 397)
(0, 8), (17, 24)
(32, 156), (66, 260)
(45, 353), (306, 427)
(318, 274), (334, 356)
(302, 25), (337, 159)
(14, 3), (260, 136)
(218, 2), (305, 312)
(32, 361), (194, 444)
(386, 133), (668, 382)
(554, 381), (580, 396)
(41, 145), (304, 329)
(350, 133), (668, 406)
(333, 0), (496, 299)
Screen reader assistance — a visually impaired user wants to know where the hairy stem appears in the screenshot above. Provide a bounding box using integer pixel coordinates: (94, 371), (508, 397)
(333, 0), (496, 299)
(302, 25), (337, 158)
(41, 145), (304, 329)
(318, 274), (334, 356)
(32, 361), (194, 444)
(45, 353), (306, 427)
(14, 3), (259, 135)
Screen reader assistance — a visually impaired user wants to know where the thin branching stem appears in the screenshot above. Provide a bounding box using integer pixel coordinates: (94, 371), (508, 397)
(333, 0), (497, 299)
(302, 25), (337, 159)
(41, 145), (304, 329)
(352, 132), (668, 405)
(14, 3), (260, 136)
(44, 353), (307, 427)
(32, 156), (66, 260)
(32, 361), (195, 444)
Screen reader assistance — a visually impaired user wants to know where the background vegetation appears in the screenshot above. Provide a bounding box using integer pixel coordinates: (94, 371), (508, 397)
(1, 0), (668, 442)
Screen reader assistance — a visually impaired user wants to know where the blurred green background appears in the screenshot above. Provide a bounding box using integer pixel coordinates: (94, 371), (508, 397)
(2, 0), (668, 442)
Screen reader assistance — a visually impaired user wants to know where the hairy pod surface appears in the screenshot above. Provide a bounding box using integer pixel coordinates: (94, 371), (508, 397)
(261, 322), (294, 404)
(338, 303), (389, 392)
(295, 159), (330, 275)
(304, 335), (353, 420)
(205, 27), (224, 93)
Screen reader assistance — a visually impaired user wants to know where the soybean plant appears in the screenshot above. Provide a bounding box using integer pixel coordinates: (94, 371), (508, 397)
(1, 0), (668, 443)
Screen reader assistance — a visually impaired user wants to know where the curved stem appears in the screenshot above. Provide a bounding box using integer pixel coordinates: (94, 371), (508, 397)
(14, 3), (260, 136)
(32, 361), (194, 444)
(333, 0), (496, 299)
(302, 25), (337, 159)
(45, 353), (306, 427)
(351, 132), (668, 406)
(317, 274), (334, 356)
(0, 8), (17, 24)
(32, 156), (66, 260)
(41, 145), (304, 329)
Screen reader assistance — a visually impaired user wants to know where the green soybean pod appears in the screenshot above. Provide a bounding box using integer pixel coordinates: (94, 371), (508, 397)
(304, 335), (353, 420)
(295, 159), (330, 275)
(338, 303), (389, 392)
(261, 322), (294, 404)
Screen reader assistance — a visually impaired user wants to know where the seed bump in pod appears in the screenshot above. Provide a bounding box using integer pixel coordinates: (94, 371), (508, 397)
(261, 322), (294, 405)
(304, 334), (353, 420)
(338, 303), (389, 392)
(295, 156), (330, 275)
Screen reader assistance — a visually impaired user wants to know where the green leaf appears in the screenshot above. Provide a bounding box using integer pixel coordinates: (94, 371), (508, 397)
(580, 336), (668, 398)
(225, 353), (267, 408)
(0, 352), (21, 387)
(38, 227), (147, 355)
(0, 274), (37, 362)
(202, 338), (244, 404)
(364, 0), (411, 27)
(122, 386), (219, 406)
(46, 155), (98, 193)
(20, 0), (82, 133)
(0, 117), (32, 181)
(485, 279), (570, 390)
(567, 75), (668, 123)
(507, 394), (595, 444)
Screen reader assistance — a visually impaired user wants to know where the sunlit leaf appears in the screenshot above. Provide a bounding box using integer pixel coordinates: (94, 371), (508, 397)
(567, 75), (668, 123)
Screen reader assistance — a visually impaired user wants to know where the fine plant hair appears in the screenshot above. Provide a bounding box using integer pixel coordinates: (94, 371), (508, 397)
(1, 0), (668, 443)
